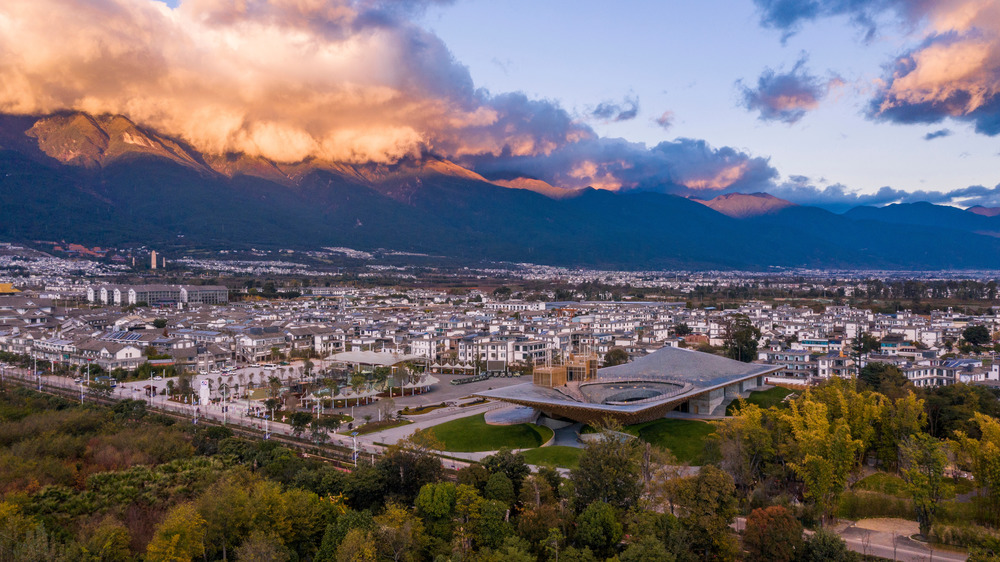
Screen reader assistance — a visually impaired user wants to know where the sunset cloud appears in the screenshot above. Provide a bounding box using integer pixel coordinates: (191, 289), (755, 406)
(0, 0), (590, 164)
(467, 137), (778, 195)
(654, 111), (674, 130)
(753, 0), (1000, 136)
(739, 58), (842, 123)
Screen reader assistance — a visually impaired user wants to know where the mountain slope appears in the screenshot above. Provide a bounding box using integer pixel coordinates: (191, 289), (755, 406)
(969, 206), (1000, 217)
(4, 111), (1000, 269)
(693, 192), (796, 218)
(843, 202), (1000, 237)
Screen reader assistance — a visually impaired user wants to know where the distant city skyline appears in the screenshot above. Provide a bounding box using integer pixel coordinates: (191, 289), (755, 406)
(2, 0), (999, 209)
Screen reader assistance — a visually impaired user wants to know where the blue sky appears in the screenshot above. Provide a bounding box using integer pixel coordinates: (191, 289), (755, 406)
(419, 0), (999, 206)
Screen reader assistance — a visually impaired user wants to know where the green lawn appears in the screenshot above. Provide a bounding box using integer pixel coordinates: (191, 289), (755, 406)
(579, 418), (716, 464)
(351, 418), (412, 435)
(622, 419), (716, 464)
(521, 446), (583, 469)
(854, 472), (908, 497)
(418, 414), (554, 452)
(726, 386), (797, 415)
(854, 472), (972, 500)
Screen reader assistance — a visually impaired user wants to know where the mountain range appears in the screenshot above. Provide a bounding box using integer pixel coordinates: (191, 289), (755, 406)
(2, 111), (999, 270)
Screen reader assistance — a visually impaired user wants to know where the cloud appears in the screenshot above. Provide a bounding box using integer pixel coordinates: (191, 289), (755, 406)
(870, 25), (1000, 135)
(654, 111), (674, 130)
(739, 58), (842, 123)
(0, 0), (592, 164)
(768, 175), (1000, 212)
(751, 0), (924, 41)
(923, 128), (952, 140)
(752, 0), (1000, 136)
(466, 136), (778, 194)
(590, 95), (640, 122)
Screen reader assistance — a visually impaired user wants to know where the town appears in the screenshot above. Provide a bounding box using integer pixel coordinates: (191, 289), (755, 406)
(1, 245), (999, 560)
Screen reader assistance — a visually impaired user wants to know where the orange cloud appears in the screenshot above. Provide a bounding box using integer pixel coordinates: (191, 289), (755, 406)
(0, 0), (589, 164)
(870, 0), (1000, 134)
(681, 162), (750, 191)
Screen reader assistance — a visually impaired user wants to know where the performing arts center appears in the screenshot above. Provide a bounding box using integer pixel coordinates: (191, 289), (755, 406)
(475, 346), (782, 425)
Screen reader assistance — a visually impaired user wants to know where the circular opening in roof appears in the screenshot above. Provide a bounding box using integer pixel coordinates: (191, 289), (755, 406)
(579, 381), (683, 405)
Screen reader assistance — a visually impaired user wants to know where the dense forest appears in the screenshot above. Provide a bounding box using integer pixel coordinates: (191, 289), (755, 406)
(1, 366), (1000, 560)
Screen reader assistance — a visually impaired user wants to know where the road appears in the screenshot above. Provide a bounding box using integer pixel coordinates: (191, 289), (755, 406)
(840, 526), (966, 562)
(0, 361), (486, 470)
(732, 517), (967, 562)
(0, 363), (973, 560)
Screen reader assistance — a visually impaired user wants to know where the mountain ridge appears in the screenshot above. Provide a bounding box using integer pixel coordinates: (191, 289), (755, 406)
(693, 192), (796, 218)
(3, 111), (1000, 270)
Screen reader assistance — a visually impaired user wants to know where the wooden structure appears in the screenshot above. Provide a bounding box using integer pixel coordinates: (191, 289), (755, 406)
(532, 353), (599, 388)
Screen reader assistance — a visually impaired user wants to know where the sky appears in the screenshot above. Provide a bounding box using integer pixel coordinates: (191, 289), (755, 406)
(1, 0), (999, 210)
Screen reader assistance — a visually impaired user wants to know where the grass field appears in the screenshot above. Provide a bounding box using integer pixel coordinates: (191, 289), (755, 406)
(418, 414), (554, 452)
(854, 472), (973, 500)
(521, 446), (583, 469)
(726, 386), (797, 415)
(623, 419), (716, 464)
(854, 472), (908, 497)
(351, 418), (412, 435)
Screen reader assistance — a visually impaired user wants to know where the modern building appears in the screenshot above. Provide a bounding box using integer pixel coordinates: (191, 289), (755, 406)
(476, 346), (780, 425)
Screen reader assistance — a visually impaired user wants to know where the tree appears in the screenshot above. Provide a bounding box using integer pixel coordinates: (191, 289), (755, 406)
(964, 325), (992, 350)
(853, 332), (881, 355)
(722, 314), (760, 363)
(336, 528), (376, 562)
(415, 482), (457, 540)
(673, 323), (692, 336)
(152, 318), (167, 329)
(234, 529), (289, 562)
(452, 484), (484, 558)
(955, 413), (1000, 525)
(310, 419), (331, 445)
(603, 347), (629, 367)
(350, 374), (367, 400)
(575, 501), (623, 559)
(378, 435), (445, 505)
(483, 473), (515, 507)
(710, 402), (775, 499)
(88, 380), (114, 399)
(481, 449), (531, 498)
(899, 433), (949, 538)
(378, 397), (396, 421)
(858, 362), (911, 399)
(783, 396), (863, 524)
(146, 502), (207, 562)
(492, 286), (512, 301)
(196, 472), (254, 561)
(570, 428), (643, 511)
(742, 506), (803, 562)
(475, 500), (512, 550)
(374, 503), (425, 562)
(670, 465), (739, 560)
(84, 516), (132, 562)
(799, 528), (859, 561)
(619, 535), (673, 562)
(289, 412), (313, 438)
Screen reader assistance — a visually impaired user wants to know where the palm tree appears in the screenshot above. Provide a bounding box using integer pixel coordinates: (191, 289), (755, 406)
(324, 376), (340, 411)
(267, 375), (281, 400)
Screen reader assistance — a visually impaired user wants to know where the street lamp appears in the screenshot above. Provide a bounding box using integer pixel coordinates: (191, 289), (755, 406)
(351, 431), (359, 466)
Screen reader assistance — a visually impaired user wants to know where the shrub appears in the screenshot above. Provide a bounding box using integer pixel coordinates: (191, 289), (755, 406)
(930, 523), (1000, 552)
